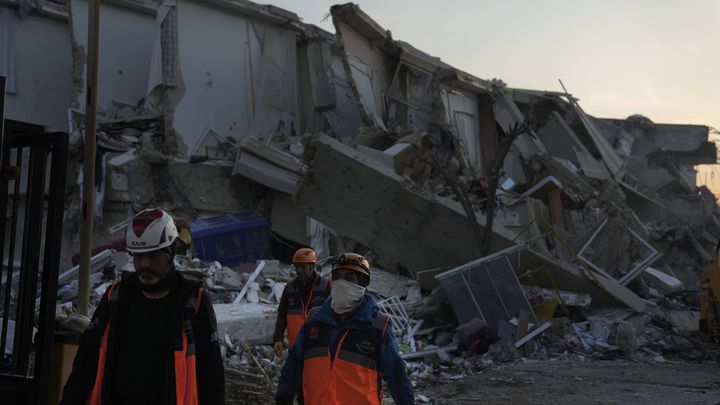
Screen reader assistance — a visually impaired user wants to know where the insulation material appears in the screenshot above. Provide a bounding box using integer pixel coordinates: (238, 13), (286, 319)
(248, 21), (299, 139)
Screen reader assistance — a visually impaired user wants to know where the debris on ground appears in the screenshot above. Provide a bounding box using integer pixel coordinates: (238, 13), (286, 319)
(16, 1), (716, 404)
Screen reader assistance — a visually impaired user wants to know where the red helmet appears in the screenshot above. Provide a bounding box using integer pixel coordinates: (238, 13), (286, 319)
(125, 208), (178, 253)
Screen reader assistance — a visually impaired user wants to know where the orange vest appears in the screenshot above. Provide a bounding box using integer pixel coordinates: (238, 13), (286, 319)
(301, 311), (390, 405)
(285, 275), (331, 346)
(87, 282), (203, 405)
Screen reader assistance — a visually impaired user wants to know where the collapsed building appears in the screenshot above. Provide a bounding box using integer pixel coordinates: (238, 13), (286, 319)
(0, 0), (717, 401)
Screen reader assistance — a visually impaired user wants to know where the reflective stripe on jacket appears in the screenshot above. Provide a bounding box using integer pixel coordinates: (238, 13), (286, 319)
(284, 275), (331, 346)
(87, 282), (204, 405)
(301, 308), (389, 405)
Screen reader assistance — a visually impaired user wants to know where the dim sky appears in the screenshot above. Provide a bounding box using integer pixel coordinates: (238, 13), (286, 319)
(268, 0), (719, 132)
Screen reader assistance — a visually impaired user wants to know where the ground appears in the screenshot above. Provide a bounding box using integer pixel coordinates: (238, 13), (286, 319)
(416, 358), (720, 405)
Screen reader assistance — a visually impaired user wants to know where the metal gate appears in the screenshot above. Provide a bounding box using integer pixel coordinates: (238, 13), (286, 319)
(0, 114), (69, 404)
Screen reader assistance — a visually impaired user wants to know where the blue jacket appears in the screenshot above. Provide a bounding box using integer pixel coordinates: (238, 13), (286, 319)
(275, 294), (415, 405)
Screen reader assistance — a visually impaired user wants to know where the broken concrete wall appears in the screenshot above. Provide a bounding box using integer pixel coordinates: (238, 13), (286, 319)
(2, 9), (73, 131)
(605, 118), (714, 163)
(170, 0), (300, 155)
(70, 0), (156, 112)
(330, 2), (530, 190)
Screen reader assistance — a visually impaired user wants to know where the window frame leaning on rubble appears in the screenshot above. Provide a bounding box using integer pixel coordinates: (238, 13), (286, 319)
(576, 218), (662, 286)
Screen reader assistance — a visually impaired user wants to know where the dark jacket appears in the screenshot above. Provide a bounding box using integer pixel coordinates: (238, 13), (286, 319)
(275, 294), (415, 405)
(272, 272), (330, 343)
(60, 272), (224, 405)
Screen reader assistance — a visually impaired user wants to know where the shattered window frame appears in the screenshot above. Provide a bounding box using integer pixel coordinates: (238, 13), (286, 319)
(435, 245), (540, 334)
(387, 61), (432, 109)
(577, 218), (662, 286)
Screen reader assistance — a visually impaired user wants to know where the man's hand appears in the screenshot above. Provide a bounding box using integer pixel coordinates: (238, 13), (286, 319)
(274, 341), (284, 358)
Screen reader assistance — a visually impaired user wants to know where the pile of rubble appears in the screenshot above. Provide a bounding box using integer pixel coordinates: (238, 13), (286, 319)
(37, 1), (719, 403)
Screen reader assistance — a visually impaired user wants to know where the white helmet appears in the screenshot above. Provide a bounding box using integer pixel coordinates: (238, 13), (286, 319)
(126, 208), (178, 253)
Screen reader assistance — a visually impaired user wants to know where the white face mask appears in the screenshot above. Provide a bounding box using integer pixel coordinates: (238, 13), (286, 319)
(330, 279), (366, 315)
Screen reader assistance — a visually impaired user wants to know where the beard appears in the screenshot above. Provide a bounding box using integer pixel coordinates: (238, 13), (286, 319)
(137, 266), (176, 293)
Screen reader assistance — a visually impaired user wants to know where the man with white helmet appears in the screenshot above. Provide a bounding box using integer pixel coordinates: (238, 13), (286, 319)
(61, 208), (224, 405)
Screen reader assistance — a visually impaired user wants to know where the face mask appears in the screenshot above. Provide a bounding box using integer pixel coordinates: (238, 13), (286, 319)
(330, 279), (366, 315)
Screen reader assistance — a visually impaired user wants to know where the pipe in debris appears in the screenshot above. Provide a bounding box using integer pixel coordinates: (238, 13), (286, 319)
(78, 0), (101, 316)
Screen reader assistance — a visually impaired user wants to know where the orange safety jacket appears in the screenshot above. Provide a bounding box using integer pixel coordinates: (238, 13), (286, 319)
(87, 282), (204, 405)
(284, 275), (331, 346)
(301, 310), (390, 405)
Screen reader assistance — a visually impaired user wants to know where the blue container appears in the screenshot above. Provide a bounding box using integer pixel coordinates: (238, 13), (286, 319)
(190, 211), (272, 266)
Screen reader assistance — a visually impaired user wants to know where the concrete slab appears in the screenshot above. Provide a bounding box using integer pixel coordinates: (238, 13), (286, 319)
(355, 145), (394, 169)
(643, 266), (684, 294)
(214, 303), (277, 345)
(295, 134), (517, 274)
(384, 143), (417, 172)
(233, 151), (300, 194)
(519, 248), (647, 311)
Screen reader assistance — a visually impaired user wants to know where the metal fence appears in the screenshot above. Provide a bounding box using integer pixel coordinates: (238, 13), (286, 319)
(0, 111), (69, 404)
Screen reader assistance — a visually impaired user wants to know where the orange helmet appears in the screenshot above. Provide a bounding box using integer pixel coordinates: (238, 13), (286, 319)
(332, 253), (370, 277)
(292, 248), (317, 264)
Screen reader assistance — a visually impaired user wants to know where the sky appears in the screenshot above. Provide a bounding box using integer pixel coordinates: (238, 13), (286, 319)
(266, 0), (719, 131)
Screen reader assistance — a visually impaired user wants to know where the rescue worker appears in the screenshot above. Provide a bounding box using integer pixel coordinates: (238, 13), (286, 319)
(60, 208), (224, 405)
(275, 253), (415, 405)
(273, 248), (331, 357)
